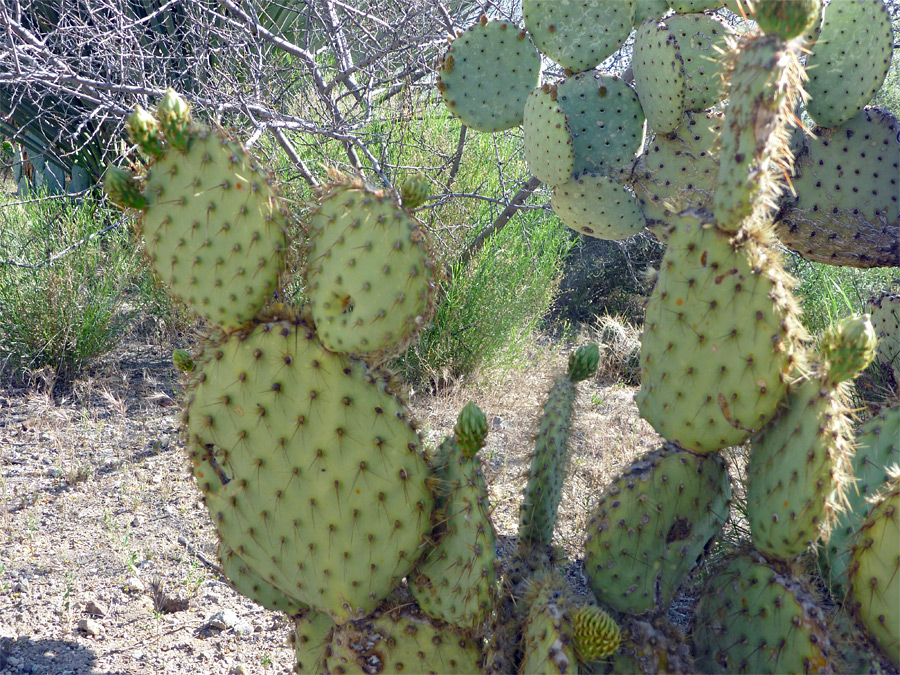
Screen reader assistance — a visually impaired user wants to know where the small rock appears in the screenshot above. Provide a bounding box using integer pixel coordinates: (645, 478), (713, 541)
(229, 665), (247, 674)
(124, 575), (145, 593)
(233, 620), (253, 636)
(12, 579), (30, 594)
(202, 592), (221, 605)
(84, 599), (108, 617)
(132, 649), (144, 661)
(208, 609), (238, 631)
(77, 618), (103, 637)
(177, 536), (188, 546)
(131, 515), (144, 528)
(136, 596), (155, 612)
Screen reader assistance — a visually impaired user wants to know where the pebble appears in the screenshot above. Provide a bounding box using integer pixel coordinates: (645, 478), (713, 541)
(12, 579), (30, 594)
(208, 609), (238, 631)
(84, 599), (108, 617)
(77, 618), (103, 636)
(131, 515), (144, 528)
(124, 575), (145, 593)
(233, 620), (253, 636)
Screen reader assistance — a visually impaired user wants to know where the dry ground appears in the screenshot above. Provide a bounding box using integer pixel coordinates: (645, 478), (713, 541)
(0, 323), (663, 675)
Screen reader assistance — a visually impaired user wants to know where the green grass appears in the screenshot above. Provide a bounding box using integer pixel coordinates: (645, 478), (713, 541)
(788, 255), (899, 336)
(0, 192), (142, 379)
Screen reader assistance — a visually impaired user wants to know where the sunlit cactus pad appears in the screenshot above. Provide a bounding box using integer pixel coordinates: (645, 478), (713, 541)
(520, 573), (578, 675)
(141, 126), (287, 328)
(777, 107), (900, 269)
(437, 19), (540, 132)
(290, 608), (333, 673)
(523, 0), (635, 73)
(869, 294), (900, 380)
(584, 445), (731, 614)
(804, 0), (894, 129)
(323, 603), (483, 673)
(633, 111), (723, 226)
(186, 319), (433, 621)
(633, 19), (687, 134)
(306, 182), (436, 357)
(664, 13), (730, 112)
(523, 85), (575, 186)
(551, 172), (646, 240)
(848, 475), (900, 668)
(555, 71), (646, 177)
(668, 0), (723, 10)
(634, 0), (670, 27)
(693, 550), (834, 674)
(218, 541), (307, 615)
(637, 216), (803, 453)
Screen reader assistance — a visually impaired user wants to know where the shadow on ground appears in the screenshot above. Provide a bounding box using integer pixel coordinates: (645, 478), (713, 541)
(0, 634), (127, 674)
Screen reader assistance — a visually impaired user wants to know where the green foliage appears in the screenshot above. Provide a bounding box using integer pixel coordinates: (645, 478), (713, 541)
(396, 208), (573, 387)
(0, 193), (139, 378)
(788, 256), (898, 336)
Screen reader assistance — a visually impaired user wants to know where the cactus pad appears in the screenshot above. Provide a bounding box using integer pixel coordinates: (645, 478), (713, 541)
(520, 573), (579, 675)
(805, 0), (894, 129)
(634, 0), (671, 27)
(323, 604), (483, 674)
(751, 0), (820, 40)
(555, 72), (646, 177)
(746, 370), (854, 560)
(819, 314), (878, 385)
(290, 609), (334, 673)
(633, 20), (686, 134)
(306, 183), (436, 358)
(523, 85), (575, 186)
(437, 19), (541, 133)
(664, 13), (731, 112)
(523, 0), (635, 73)
(637, 216), (804, 453)
(218, 542), (308, 615)
(847, 475), (900, 668)
(140, 125), (287, 328)
(694, 550), (834, 674)
(551, 173), (647, 240)
(869, 294), (900, 380)
(584, 445), (731, 614)
(186, 319), (433, 620)
(776, 107), (900, 268)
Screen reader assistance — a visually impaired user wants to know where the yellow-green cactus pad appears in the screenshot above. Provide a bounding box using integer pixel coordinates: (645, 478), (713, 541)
(633, 20), (687, 134)
(186, 319), (433, 621)
(323, 604), (482, 674)
(520, 573), (579, 675)
(805, 0), (894, 129)
(633, 110), (723, 227)
(634, 0), (670, 27)
(848, 475), (900, 668)
(141, 126), (287, 328)
(523, 0), (635, 73)
(523, 85), (576, 186)
(218, 541), (308, 615)
(776, 107), (899, 269)
(551, 173), (646, 240)
(664, 13), (731, 112)
(869, 294), (900, 380)
(306, 183), (436, 358)
(437, 19), (540, 133)
(290, 609), (334, 673)
(694, 550), (834, 674)
(584, 445), (730, 614)
(747, 370), (854, 560)
(636, 216), (804, 453)
(668, 0), (723, 10)
(555, 71), (646, 177)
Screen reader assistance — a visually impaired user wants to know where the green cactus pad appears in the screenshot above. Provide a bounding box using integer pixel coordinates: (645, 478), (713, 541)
(668, 0), (723, 10)
(139, 125), (287, 328)
(694, 550), (834, 674)
(584, 445), (731, 614)
(664, 14), (731, 112)
(104, 165), (147, 210)
(555, 72), (646, 177)
(518, 364), (584, 548)
(323, 604), (482, 674)
(568, 344), (600, 382)
(523, 85), (575, 186)
(572, 605), (621, 662)
(747, 370), (854, 560)
(637, 216), (804, 453)
(805, 0), (894, 129)
(714, 33), (803, 230)
(776, 107), (900, 269)
(819, 314), (878, 385)
(633, 20), (686, 134)
(523, 0), (635, 73)
(306, 183), (436, 358)
(520, 573), (579, 675)
(290, 609), (334, 673)
(454, 401), (489, 457)
(218, 542), (308, 615)
(869, 294), (900, 380)
(848, 475), (900, 668)
(821, 403), (899, 590)
(437, 19), (541, 133)
(634, 0), (671, 27)
(551, 173), (646, 240)
(410, 436), (497, 629)
(186, 319), (433, 621)
(126, 106), (164, 159)
(751, 0), (820, 40)
(632, 111), (723, 227)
